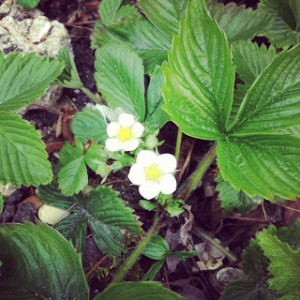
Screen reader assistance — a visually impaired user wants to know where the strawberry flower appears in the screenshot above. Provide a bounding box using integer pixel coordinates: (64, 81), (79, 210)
(128, 150), (177, 200)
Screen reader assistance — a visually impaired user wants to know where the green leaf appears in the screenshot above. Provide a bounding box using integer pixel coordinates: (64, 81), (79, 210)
(0, 112), (52, 187)
(55, 48), (83, 89)
(258, 0), (300, 48)
(216, 177), (263, 213)
(71, 106), (108, 143)
(143, 260), (165, 281)
(231, 45), (300, 134)
(257, 230), (300, 298)
(217, 134), (300, 200)
(0, 194), (3, 214)
(209, 2), (272, 44)
(0, 52), (63, 112)
(0, 223), (89, 299)
(145, 66), (169, 129)
(139, 200), (157, 211)
(162, 0), (235, 140)
(94, 282), (183, 300)
(17, 0), (40, 9)
(98, 0), (123, 25)
(143, 235), (170, 260)
(58, 141), (88, 195)
(232, 41), (277, 86)
(170, 251), (198, 259)
(95, 43), (145, 119)
(138, 0), (190, 39)
(274, 221), (300, 250)
(87, 186), (141, 256)
(220, 279), (277, 300)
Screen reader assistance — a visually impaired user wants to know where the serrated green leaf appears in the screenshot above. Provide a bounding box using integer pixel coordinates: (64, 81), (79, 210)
(0, 194), (3, 214)
(138, 0), (190, 39)
(94, 282), (183, 300)
(231, 45), (300, 134)
(71, 106), (107, 143)
(0, 112), (52, 187)
(0, 223), (89, 299)
(143, 235), (170, 260)
(208, 2), (272, 44)
(0, 52), (63, 112)
(58, 141), (88, 195)
(216, 178), (263, 213)
(87, 186), (141, 256)
(162, 0), (235, 140)
(258, 0), (300, 48)
(17, 0), (40, 9)
(217, 134), (300, 200)
(139, 200), (157, 211)
(55, 48), (83, 89)
(220, 279), (277, 300)
(95, 43), (145, 119)
(145, 66), (169, 129)
(232, 41), (276, 86)
(257, 230), (300, 298)
(99, 0), (123, 25)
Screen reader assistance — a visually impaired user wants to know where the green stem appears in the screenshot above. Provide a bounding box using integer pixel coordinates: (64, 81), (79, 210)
(112, 214), (165, 283)
(180, 143), (217, 200)
(175, 129), (183, 162)
(81, 87), (102, 104)
(193, 227), (237, 263)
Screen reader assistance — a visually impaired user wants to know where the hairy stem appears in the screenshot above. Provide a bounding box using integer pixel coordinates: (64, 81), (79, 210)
(175, 129), (183, 163)
(81, 87), (102, 104)
(112, 214), (165, 283)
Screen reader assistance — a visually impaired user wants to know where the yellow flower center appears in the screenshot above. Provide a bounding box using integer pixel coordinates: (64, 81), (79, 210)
(144, 164), (163, 182)
(116, 127), (134, 142)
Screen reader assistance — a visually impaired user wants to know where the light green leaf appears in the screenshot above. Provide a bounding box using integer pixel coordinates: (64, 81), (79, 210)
(216, 177), (263, 213)
(94, 282), (183, 300)
(143, 235), (170, 260)
(257, 230), (300, 298)
(139, 200), (157, 211)
(208, 2), (272, 44)
(55, 48), (83, 89)
(58, 141), (88, 195)
(0, 194), (3, 214)
(17, 0), (40, 9)
(0, 223), (89, 299)
(98, 0), (123, 25)
(258, 0), (300, 48)
(145, 66), (169, 129)
(232, 41), (276, 86)
(274, 221), (300, 250)
(87, 186), (141, 256)
(138, 0), (190, 39)
(95, 43), (145, 119)
(0, 112), (52, 187)
(0, 52), (63, 112)
(162, 0), (235, 140)
(231, 45), (300, 134)
(217, 134), (300, 200)
(71, 106), (108, 143)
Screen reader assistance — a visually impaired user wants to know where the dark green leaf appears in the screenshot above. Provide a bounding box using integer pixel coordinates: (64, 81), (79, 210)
(142, 260), (165, 281)
(143, 235), (170, 260)
(0, 223), (89, 299)
(95, 43), (145, 119)
(0, 52), (63, 112)
(0, 112), (52, 187)
(94, 282), (183, 300)
(170, 251), (198, 259)
(162, 0), (235, 140)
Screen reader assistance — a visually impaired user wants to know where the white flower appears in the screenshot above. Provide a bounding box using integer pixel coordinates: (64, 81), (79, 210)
(105, 113), (144, 152)
(38, 204), (70, 225)
(128, 150), (177, 200)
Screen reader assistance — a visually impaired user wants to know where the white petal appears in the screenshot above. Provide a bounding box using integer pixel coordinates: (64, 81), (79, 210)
(139, 182), (161, 200)
(105, 138), (121, 152)
(132, 122), (144, 137)
(107, 122), (120, 137)
(156, 154), (177, 173)
(122, 138), (139, 151)
(38, 204), (70, 225)
(128, 164), (145, 185)
(136, 150), (157, 166)
(159, 174), (177, 195)
(119, 113), (135, 127)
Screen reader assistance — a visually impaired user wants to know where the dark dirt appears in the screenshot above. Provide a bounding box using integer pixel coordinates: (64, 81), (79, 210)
(0, 0), (291, 299)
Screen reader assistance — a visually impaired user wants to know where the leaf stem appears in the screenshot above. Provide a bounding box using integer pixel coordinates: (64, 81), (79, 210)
(192, 227), (237, 263)
(81, 87), (102, 104)
(175, 129), (183, 163)
(112, 214), (165, 283)
(180, 143), (217, 200)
